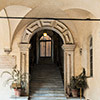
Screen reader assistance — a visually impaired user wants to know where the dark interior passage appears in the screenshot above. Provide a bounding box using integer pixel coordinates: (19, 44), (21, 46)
(29, 30), (64, 74)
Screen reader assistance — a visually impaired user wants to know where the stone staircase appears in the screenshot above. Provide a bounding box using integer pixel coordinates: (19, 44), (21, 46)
(29, 64), (67, 100)
(10, 64), (85, 100)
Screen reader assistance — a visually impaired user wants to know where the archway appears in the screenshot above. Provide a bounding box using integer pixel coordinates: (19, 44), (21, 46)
(18, 19), (75, 96)
(29, 29), (65, 98)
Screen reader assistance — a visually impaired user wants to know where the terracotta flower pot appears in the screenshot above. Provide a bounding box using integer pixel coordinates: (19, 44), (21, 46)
(14, 89), (21, 97)
(71, 89), (78, 97)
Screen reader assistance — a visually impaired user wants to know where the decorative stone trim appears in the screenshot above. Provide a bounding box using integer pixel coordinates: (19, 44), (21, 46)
(18, 43), (31, 52)
(62, 44), (75, 96)
(18, 43), (31, 95)
(62, 44), (75, 51)
(21, 20), (74, 44)
(19, 20), (75, 96)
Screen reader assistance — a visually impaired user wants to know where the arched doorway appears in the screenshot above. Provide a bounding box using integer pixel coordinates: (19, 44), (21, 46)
(18, 20), (75, 97)
(29, 29), (65, 99)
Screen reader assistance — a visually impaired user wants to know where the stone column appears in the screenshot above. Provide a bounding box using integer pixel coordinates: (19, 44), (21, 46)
(18, 43), (31, 95)
(62, 44), (75, 96)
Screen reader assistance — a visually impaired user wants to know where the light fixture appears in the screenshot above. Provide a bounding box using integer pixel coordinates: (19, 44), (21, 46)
(80, 48), (82, 55)
(4, 48), (11, 54)
(43, 32), (47, 37)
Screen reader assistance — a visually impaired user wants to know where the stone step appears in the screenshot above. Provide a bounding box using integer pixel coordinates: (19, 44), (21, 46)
(33, 64), (57, 66)
(31, 78), (63, 81)
(32, 72), (60, 75)
(31, 76), (62, 78)
(29, 96), (67, 100)
(32, 76), (61, 78)
(30, 90), (65, 94)
(32, 75), (61, 77)
(67, 98), (85, 100)
(32, 69), (59, 71)
(32, 67), (58, 69)
(32, 72), (60, 76)
(30, 85), (63, 88)
(10, 96), (28, 100)
(31, 79), (62, 82)
(30, 79), (63, 82)
(32, 72), (61, 74)
(30, 82), (63, 86)
(32, 71), (60, 74)
(33, 69), (59, 70)
(31, 93), (65, 96)
(30, 83), (63, 86)
(30, 87), (64, 91)
(33, 67), (58, 68)
(29, 64), (65, 100)
(31, 78), (62, 80)
(10, 96), (85, 100)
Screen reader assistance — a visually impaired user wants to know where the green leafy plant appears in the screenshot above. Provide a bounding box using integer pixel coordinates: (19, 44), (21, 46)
(1, 65), (29, 90)
(70, 76), (78, 89)
(70, 68), (88, 90)
(69, 68), (88, 97)
(76, 68), (88, 89)
(69, 76), (79, 97)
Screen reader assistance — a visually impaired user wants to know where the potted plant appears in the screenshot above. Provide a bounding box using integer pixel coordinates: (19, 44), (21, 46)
(76, 68), (88, 98)
(1, 65), (29, 97)
(69, 76), (79, 97)
(69, 68), (88, 98)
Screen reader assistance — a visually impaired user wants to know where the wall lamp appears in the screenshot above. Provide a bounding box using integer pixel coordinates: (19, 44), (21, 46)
(4, 48), (11, 54)
(80, 48), (82, 55)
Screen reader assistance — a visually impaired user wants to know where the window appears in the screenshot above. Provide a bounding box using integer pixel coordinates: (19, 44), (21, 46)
(90, 37), (93, 77)
(40, 35), (51, 57)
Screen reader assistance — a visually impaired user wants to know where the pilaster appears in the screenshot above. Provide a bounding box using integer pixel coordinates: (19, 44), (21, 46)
(18, 43), (31, 95)
(62, 44), (75, 96)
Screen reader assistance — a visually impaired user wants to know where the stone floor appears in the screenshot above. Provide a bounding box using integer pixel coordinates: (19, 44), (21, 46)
(29, 64), (67, 100)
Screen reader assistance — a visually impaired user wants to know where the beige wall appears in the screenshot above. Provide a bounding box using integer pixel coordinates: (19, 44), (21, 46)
(0, 9), (10, 50)
(0, 1), (100, 99)
(0, 69), (14, 100)
(84, 24), (100, 100)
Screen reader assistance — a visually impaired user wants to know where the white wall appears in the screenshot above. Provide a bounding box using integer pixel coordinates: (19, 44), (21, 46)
(0, 69), (14, 100)
(85, 24), (100, 100)
(0, 9), (10, 50)
(0, 3), (100, 99)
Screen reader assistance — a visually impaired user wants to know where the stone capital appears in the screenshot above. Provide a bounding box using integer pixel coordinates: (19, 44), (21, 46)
(18, 43), (31, 52)
(62, 44), (75, 51)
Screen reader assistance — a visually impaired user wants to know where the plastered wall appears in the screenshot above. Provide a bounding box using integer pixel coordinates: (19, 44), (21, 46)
(0, 3), (100, 99)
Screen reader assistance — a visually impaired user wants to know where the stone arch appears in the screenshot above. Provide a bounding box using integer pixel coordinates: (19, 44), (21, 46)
(19, 20), (75, 96)
(21, 20), (74, 44)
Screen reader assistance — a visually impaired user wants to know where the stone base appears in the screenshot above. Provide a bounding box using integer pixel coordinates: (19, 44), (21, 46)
(67, 97), (85, 100)
(10, 96), (28, 100)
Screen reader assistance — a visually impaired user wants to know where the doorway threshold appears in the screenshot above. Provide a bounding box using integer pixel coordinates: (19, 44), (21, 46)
(10, 96), (28, 100)
(67, 97), (85, 100)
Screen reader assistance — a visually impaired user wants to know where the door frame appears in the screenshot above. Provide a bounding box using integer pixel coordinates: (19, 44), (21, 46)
(18, 19), (75, 96)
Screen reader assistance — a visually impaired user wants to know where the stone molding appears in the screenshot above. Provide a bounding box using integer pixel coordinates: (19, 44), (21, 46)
(62, 44), (75, 51)
(19, 20), (75, 96)
(18, 43), (30, 95)
(62, 44), (75, 96)
(21, 20), (74, 44)
(18, 43), (31, 52)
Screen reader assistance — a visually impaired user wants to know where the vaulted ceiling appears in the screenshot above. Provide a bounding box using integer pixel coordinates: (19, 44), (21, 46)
(0, 0), (100, 17)
(0, 0), (99, 48)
